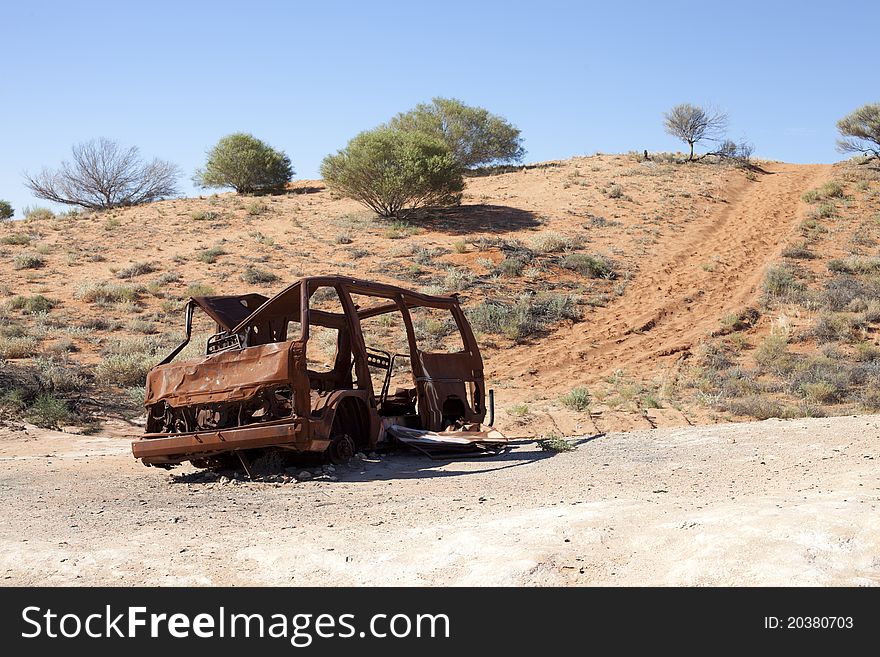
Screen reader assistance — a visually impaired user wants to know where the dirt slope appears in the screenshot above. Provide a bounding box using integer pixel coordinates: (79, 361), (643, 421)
(490, 163), (833, 395)
(1, 415), (877, 586)
(0, 156), (835, 435)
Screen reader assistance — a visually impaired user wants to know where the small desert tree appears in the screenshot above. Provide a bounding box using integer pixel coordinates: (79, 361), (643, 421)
(837, 103), (880, 161)
(321, 128), (464, 218)
(0, 200), (12, 220)
(387, 97), (525, 168)
(194, 133), (293, 194)
(664, 103), (728, 161)
(24, 138), (180, 210)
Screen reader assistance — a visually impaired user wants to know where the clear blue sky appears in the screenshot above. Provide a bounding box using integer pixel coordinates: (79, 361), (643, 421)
(1, 0), (877, 215)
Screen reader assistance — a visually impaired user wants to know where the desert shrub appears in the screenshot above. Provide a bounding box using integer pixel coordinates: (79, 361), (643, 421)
(559, 387), (590, 412)
(560, 253), (616, 278)
(25, 392), (71, 429)
(607, 183), (624, 198)
(467, 293), (579, 340)
(821, 276), (876, 311)
(0, 200), (13, 220)
(116, 261), (156, 278)
(8, 295), (56, 314)
(800, 382), (838, 404)
(13, 253), (45, 269)
(807, 312), (863, 343)
(95, 354), (153, 387)
(781, 242), (814, 259)
(35, 358), (86, 392)
(23, 206), (56, 221)
(506, 402), (530, 418)
(530, 232), (578, 253)
(321, 127), (463, 219)
(198, 246), (226, 263)
(185, 283), (214, 297)
(387, 97), (524, 168)
(762, 265), (807, 305)
(811, 202), (836, 219)
(801, 189), (821, 203)
(820, 181), (845, 198)
(755, 332), (794, 376)
(715, 367), (761, 398)
(718, 307), (761, 333)
(723, 396), (786, 420)
(246, 201), (269, 216)
(194, 133), (293, 194)
(827, 256), (880, 275)
(0, 336), (38, 359)
(76, 281), (139, 304)
(190, 210), (220, 221)
(241, 265), (279, 285)
(698, 342), (736, 371)
(496, 256), (528, 277)
(441, 267), (475, 292)
(537, 433), (575, 452)
(787, 355), (855, 402)
(1, 233), (31, 245)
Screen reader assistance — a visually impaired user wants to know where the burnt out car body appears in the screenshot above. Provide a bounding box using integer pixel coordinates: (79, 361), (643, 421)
(131, 276), (494, 467)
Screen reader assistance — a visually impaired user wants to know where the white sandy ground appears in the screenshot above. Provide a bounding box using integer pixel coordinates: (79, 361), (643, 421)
(0, 415), (878, 586)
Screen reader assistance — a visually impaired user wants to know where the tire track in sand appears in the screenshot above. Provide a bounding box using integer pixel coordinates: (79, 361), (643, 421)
(488, 162), (833, 391)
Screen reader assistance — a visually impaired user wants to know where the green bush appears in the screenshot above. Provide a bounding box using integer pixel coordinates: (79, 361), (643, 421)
(321, 127), (463, 219)
(26, 392), (71, 429)
(559, 387), (591, 412)
(195, 133), (293, 194)
(0, 200), (13, 219)
(386, 97), (524, 168)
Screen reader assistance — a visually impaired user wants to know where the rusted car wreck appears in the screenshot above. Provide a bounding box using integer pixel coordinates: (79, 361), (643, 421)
(131, 276), (504, 469)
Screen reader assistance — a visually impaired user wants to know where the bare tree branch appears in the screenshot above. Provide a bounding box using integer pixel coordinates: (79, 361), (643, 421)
(664, 104), (728, 161)
(24, 138), (180, 210)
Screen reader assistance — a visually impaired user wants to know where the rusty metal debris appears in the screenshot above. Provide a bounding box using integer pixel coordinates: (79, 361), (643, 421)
(131, 276), (505, 468)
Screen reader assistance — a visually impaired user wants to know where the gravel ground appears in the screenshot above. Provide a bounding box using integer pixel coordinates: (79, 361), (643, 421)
(1, 415), (878, 586)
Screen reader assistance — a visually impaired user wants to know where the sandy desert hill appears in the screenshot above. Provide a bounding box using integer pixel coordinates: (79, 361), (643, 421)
(2, 153), (879, 438)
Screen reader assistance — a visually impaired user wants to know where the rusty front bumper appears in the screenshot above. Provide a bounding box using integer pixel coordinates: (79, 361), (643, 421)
(131, 418), (330, 466)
